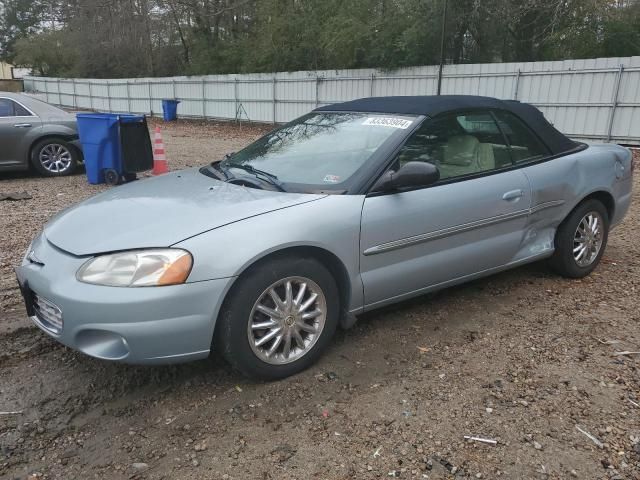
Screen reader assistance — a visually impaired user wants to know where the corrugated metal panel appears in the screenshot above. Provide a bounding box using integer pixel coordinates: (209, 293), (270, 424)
(22, 55), (640, 144)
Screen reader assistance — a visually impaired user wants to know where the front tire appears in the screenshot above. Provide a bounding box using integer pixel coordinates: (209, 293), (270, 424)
(550, 199), (609, 278)
(216, 256), (339, 380)
(31, 138), (78, 177)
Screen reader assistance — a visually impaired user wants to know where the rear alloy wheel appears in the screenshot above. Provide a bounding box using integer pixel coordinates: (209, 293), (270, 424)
(216, 256), (339, 380)
(31, 138), (78, 177)
(573, 211), (605, 267)
(550, 199), (609, 278)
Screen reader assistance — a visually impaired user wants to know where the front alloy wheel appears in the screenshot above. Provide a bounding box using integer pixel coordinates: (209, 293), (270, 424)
(216, 256), (339, 380)
(248, 276), (327, 365)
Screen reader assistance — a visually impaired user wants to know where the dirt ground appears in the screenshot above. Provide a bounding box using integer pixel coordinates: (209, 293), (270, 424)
(1, 120), (639, 480)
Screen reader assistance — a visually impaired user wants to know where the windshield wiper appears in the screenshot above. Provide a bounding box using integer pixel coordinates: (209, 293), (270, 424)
(208, 161), (231, 180)
(229, 164), (286, 192)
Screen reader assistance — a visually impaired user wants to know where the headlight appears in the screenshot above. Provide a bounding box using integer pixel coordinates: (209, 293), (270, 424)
(77, 249), (193, 287)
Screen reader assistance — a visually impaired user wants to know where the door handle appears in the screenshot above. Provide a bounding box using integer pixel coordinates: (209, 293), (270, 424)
(502, 189), (523, 201)
(13, 123), (32, 128)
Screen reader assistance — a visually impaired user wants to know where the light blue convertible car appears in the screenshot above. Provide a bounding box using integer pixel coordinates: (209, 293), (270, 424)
(16, 95), (633, 379)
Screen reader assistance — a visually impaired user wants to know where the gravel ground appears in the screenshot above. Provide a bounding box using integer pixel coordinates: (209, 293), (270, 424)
(0, 122), (639, 480)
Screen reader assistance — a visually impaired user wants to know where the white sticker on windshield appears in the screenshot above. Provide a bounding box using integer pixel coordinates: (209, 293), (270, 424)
(323, 174), (341, 183)
(362, 117), (413, 129)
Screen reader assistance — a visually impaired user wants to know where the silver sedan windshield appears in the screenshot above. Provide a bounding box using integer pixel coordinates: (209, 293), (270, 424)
(222, 112), (416, 188)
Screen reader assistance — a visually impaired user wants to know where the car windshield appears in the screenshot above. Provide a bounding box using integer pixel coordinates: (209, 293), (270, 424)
(216, 112), (416, 191)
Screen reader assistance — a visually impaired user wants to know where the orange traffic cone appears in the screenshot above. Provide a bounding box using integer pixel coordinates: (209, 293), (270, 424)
(152, 126), (169, 175)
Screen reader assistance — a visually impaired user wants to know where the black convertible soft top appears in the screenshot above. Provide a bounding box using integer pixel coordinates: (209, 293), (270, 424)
(314, 95), (578, 155)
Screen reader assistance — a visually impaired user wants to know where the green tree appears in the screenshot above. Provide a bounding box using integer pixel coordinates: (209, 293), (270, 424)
(0, 0), (49, 62)
(5, 0), (640, 78)
(13, 29), (75, 75)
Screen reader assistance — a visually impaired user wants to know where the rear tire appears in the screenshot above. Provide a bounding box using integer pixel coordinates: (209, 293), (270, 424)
(215, 255), (339, 380)
(30, 138), (78, 177)
(549, 199), (609, 278)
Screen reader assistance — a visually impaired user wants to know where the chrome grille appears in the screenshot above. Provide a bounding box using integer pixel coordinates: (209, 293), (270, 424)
(32, 293), (63, 335)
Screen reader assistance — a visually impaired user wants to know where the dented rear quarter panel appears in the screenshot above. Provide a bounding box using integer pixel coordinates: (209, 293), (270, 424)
(523, 144), (632, 225)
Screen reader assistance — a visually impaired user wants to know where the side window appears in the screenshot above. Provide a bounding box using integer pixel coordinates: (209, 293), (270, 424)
(396, 111), (511, 181)
(0, 99), (14, 117)
(0, 99), (32, 117)
(493, 111), (549, 163)
(13, 101), (32, 116)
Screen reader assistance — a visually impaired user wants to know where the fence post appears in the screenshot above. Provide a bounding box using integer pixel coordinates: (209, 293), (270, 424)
(44, 78), (49, 103)
(370, 73), (375, 97)
(125, 81), (131, 113)
(202, 78), (206, 119)
(606, 64), (624, 143)
(234, 78), (239, 121)
(513, 69), (521, 100)
(56, 78), (61, 106)
(88, 81), (94, 110)
(148, 81), (153, 115)
(272, 77), (277, 124)
(106, 82), (112, 112)
(172, 79), (177, 100)
(315, 76), (320, 107)
(72, 78), (77, 109)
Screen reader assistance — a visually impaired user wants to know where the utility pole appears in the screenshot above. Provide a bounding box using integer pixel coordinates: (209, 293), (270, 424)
(436, 0), (448, 95)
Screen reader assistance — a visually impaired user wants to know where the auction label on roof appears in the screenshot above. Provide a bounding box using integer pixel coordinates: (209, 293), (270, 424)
(362, 117), (413, 129)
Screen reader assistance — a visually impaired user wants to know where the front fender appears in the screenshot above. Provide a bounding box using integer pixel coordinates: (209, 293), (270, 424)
(174, 195), (366, 312)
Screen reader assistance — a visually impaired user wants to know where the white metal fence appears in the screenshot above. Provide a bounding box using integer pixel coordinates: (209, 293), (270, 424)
(23, 56), (640, 145)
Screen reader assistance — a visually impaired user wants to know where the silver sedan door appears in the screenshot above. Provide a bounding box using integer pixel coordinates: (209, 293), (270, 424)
(0, 97), (37, 167)
(360, 111), (532, 309)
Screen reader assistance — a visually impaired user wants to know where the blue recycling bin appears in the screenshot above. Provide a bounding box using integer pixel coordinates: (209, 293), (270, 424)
(162, 99), (180, 121)
(76, 113), (151, 185)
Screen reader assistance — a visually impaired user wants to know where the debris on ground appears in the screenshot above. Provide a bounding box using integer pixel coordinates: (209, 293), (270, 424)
(0, 191), (31, 201)
(575, 425), (604, 448)
(464, 435), (498, 445)
(270, 444), (296, 463)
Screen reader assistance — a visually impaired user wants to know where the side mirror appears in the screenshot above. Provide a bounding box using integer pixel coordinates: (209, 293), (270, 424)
(372, 161), (440, 192)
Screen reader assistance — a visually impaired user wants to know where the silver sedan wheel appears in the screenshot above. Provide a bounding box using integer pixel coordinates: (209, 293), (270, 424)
(573, 211), (604, 267)
(247, 276), (327, 365)
(39, 143), (72, 173)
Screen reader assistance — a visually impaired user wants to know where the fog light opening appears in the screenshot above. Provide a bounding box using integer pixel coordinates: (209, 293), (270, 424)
(75, 329), (130, 360)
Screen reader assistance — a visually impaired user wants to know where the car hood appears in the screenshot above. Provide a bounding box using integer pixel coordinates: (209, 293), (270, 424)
(45, 168), (326, 256)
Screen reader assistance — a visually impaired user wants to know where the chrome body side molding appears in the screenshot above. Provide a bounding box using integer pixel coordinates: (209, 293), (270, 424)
(363, 200), (566, 256)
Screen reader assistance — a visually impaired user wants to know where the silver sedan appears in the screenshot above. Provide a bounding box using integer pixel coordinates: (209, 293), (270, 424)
(0, 91), (81, 176)
(15, 95), (633, 380)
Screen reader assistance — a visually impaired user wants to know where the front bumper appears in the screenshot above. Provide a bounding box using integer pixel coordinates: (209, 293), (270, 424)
(15, 234), (232, 365)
